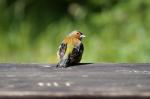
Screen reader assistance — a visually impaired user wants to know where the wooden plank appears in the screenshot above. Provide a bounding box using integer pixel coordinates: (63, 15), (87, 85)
(0, 63), (150, 99)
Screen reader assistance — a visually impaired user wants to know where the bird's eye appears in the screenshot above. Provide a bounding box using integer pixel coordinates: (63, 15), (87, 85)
(76, 32), (80, 35)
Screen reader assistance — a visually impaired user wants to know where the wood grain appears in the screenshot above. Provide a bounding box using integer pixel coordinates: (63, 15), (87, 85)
(0, 63), (150, 99)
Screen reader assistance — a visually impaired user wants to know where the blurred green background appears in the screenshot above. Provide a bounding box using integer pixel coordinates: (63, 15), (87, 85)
(0, 0), (150, 63)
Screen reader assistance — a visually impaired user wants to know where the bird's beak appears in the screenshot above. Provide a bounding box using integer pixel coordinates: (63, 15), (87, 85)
(80, 35), (86, 38)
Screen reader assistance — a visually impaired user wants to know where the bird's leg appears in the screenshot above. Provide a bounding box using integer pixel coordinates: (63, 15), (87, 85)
(56, 59), (69, 68)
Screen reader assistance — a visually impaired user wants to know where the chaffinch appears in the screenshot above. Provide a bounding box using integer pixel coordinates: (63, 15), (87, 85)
(57, 30), (85, 68)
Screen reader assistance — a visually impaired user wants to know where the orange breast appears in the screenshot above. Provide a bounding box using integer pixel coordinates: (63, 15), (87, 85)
(63, 37), (81, 45)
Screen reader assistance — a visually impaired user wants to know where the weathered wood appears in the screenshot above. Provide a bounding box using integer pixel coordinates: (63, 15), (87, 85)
(0, 63), (150, 99)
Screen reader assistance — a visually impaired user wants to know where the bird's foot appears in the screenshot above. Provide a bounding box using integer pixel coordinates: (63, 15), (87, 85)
(56, 64), (67, 68)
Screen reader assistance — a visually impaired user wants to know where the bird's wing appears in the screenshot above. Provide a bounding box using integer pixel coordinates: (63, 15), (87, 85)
(70, 43), (84, 63)
(57, 42), (67, 60)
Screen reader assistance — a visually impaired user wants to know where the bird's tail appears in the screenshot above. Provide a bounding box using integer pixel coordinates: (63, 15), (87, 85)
(56, 59), (69, 68)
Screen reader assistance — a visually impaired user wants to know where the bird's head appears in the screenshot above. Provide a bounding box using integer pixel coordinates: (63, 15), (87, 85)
(69, 30), (86, 40)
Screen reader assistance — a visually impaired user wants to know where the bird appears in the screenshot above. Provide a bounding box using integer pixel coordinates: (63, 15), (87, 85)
(56, 30), (85, 68)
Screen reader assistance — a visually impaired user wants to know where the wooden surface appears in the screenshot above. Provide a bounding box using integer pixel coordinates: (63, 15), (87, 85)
(0, 63), (150, 99)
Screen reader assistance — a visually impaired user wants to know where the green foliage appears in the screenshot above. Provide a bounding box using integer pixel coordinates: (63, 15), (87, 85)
(0, 0), (150, 63)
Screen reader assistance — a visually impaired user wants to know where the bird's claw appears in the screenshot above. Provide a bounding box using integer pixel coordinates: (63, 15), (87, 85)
(56, 64), (67, 68)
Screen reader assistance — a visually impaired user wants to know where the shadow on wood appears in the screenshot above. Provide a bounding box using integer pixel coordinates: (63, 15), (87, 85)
(69, 63), (93, 67)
